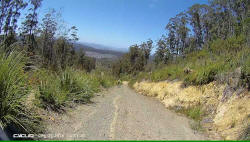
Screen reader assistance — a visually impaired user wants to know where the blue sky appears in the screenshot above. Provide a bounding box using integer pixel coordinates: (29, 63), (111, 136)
(34, 0), (208, 51)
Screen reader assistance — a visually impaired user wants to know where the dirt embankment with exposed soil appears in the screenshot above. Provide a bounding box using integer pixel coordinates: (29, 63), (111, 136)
(133, 81), (250, 140)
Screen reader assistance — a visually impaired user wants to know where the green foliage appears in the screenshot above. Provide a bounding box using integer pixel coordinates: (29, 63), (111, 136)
(170, 105), (205, 132)
(150, 64), (184, 82)
(210, 35), (246, 55)
(0, 50), (42, 134)
(35, 68), (116, 111)
(187, 107), (203, 121)
(240, 54), (250, 89)
(90, 70), (117, 88)
(129, 35), (249, 88)
(175, 106), (204, 121)
(112, 39), (153, 77)
(60, 69), (93, 103)
(154, 36), (171, 65)
(128, 72), (149, 87)
(77, 55), (96, 72)
(36, 70), (68, 110)
(184, 61), (223, 85)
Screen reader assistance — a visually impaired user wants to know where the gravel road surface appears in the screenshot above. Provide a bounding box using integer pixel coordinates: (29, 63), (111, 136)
(45, 85), (207, 140)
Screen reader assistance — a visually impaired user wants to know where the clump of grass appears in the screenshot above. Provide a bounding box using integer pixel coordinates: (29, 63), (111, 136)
(90, 70), (117, 88)
(172, 105), (205, 131)
(240, 54), (250, 89)
(184, 60), (224, 85)
(0, 50), (42, 135)
(128, 72), (148, 87)
(190, 121), (204, 132)
(150, 64), (184, 82)
(36, 70), (68, 111)
(175, 106), (204, 121)
(61, 69), (94, 103)
(35, 68), (116, 111)
(187, 106), (203, 121)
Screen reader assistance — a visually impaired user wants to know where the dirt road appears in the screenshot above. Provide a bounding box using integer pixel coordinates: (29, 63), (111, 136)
(45, 85), (207, 140)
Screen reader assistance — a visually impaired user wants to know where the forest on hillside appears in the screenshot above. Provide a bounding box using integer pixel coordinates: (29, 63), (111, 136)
(113, 0), (249, 89)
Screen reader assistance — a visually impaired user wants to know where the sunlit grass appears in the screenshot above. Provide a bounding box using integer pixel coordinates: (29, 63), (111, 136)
(0, 49), (42, 134)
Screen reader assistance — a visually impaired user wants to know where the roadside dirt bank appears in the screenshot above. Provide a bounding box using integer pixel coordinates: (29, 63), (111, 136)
(133, 81), (250, 140)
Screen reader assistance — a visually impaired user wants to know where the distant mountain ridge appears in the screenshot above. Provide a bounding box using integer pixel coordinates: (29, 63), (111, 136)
(74, 43), (125, 59)
(81, 42), (128, 52)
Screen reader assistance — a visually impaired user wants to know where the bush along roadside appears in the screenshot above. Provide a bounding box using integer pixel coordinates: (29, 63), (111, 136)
(0, 50), (44, 139)
(0, 49), (117, 139)
(32, 68), (117, 111)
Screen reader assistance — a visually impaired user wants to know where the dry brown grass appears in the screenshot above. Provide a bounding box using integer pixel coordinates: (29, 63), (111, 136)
(133, 81), (250, 140)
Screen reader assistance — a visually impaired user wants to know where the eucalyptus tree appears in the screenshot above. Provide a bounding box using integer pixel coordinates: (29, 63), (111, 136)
(67, 26), (79, 67)
(166, 17), (178, 56)
(140, 39), (153, 64)
(154, 35), (169, 64)
(188, 4), (205, 48)
(21, 0), (42, 53)
(40, 9), (58, 65)
(175, 12), (190, 55)
(0, 0), (27, 48)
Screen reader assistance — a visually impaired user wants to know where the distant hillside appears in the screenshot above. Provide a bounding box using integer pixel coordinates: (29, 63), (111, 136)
(74, 43), (124, 59)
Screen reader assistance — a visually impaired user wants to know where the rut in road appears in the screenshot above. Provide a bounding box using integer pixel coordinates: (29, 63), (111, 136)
(45, 85), (207, 140)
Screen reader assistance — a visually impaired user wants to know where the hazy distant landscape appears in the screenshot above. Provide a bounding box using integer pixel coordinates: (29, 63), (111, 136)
(74, 43), (124, 59)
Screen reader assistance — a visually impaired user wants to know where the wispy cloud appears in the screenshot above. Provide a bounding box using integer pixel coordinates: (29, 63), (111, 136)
(148, 0), (159, 9)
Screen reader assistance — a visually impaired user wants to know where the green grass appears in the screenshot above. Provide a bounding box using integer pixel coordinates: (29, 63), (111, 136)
(240, 54), (250, 89)
(175, 106), (204, 121)
(90, 70), (117, 88)
(36, 70), (68, 110)
(0, 50), (43, 134)
(172, 105), (205, 131)
(34, 68), (117, 111)
(60, 69), (94, 103)
(184, 59), (224, 85)
(150, 64), (184, 82)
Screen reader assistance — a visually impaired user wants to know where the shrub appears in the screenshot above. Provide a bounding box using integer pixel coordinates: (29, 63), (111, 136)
(240, 55), (250, 89)
(150, 64), (183, 82)
(36, 70), (68, 110)
(185, 61), (224, 85)
(187, 107), (203, 121)
(61, 69), (94, 103)
(0, 50), (42, 135)
(35, 68), (114, 110)
(174, 106), (204, 121)
(90, 70), (117, 89)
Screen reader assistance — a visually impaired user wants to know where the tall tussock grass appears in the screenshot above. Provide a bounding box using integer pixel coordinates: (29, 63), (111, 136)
(36, 70), (68, 111)
(0, 50), (42, 136)
(0, 47), (116, 137)
(34, 68), (116, 111)
(60, 69), (95, 103)
(90, 70), (117, 89)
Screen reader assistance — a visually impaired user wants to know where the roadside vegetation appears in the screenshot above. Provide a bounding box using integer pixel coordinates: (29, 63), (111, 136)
(113, 0), (249, 90)
(0, 0), (116, 139)
(0, 50), (43, 136)
(30, 68), (115, 111)
(112, 0), (249, 140)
